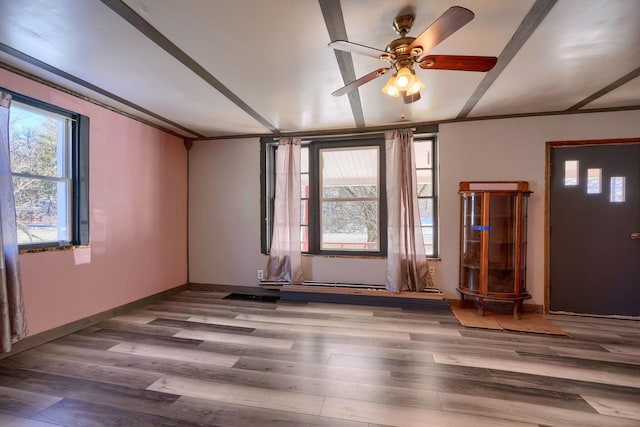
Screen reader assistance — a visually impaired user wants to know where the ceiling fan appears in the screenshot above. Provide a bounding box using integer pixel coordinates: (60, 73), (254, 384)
(330, 6), (497, 104)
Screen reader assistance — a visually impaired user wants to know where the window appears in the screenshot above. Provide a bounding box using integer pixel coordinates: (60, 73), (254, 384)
(319, 144), (382, 253)
(414, 138), (437, 256)
(7, 90), (89, 249)
(262, 134), (438, 257)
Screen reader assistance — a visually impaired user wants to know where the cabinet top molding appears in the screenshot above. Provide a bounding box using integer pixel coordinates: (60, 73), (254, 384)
(459, 181), (530, 192)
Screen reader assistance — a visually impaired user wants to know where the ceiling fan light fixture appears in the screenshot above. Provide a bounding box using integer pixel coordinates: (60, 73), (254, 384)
(329, 7), (496, 101)
(405, 74), (425, 96)
(382, 75), (400, 97)
(394, 66), (414, 89)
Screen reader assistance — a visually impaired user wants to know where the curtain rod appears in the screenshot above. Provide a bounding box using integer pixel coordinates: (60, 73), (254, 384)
(198, 123), (439, 142)
(267, 126), (443, 143)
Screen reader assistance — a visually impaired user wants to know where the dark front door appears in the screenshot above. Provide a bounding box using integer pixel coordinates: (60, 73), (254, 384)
(550, 141), (640, 316)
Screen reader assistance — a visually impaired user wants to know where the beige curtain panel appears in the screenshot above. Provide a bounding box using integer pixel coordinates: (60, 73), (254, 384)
(385, 129), (434, 293)
(0, 91), (28, 353)
(266, 137), (304, 284)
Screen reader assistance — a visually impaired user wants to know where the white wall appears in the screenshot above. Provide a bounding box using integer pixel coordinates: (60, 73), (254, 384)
(439, 110), (640, 304)
(189, 110), (640, 305)
(189, 138), (266, 286)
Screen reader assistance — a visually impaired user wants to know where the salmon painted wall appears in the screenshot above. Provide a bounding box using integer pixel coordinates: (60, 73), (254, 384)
(2, 68), (188, 336)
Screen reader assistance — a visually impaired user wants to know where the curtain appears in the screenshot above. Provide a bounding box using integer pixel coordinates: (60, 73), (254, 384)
(385, 129), (434, 293)
(266, 137), (303, 284)
(0, 91), (28, 352)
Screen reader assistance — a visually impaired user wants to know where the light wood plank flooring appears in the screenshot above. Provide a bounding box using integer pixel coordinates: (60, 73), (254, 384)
(0, 289), (638, 426)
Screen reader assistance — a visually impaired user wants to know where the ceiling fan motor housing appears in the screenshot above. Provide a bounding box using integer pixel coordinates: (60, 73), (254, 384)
(393, 14), (415, 36)
(386, 37), (421, 71)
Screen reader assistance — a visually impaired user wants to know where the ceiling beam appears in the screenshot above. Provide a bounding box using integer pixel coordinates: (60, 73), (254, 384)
(567, 66), (640, 111)
(0, 42), (200, 138)
(457, 0), (558, 119)
(319, 0), (366, 128)
(99, 0), (279, 134)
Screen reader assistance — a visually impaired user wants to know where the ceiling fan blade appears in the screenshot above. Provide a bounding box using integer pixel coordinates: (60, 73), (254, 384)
(418, 55), (497, 72)
(332, 68), (390, 96)
(402, 90), (421, 104)
(408, 6), (474, 54)
(329, 40), (391, 60)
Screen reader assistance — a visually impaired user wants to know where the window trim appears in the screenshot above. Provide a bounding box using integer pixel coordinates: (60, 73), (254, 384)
(261, 133), (438, 258)
(310, 137), (387, 256)
(5, 88), (89, 250)
(414, 134), (439, 258)
(261, 135), (387, 257)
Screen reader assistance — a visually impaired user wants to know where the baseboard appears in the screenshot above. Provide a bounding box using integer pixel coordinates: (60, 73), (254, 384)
(0, 283), (188, 360)
(448, 298), (543, 314)
(188, 282), (279, 296)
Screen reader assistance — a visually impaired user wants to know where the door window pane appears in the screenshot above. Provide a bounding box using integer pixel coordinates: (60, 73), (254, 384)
(564, 160), (579, 186)
(587, 168), (601, 194)
(610, 177), (625, 202)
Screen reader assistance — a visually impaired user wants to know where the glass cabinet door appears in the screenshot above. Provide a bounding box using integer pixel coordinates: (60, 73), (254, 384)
(487, 195), (517, 294)
(460, 194), (482, 292)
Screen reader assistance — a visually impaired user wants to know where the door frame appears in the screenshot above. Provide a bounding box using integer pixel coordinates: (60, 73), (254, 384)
(544, 137), (640, 314)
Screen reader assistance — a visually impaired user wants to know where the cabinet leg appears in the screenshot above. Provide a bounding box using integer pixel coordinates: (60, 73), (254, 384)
(459, 294), (466, 309)
(513, 300), (522, 320)
(477, 298), (484, 317)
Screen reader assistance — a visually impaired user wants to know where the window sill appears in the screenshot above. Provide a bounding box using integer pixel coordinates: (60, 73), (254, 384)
(302, 253), (441, 261)
(302, 253), (385, 260)
(19, 245), (90, 255)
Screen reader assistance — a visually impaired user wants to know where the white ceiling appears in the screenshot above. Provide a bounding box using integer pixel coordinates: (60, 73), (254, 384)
(0, 0), (638, 139)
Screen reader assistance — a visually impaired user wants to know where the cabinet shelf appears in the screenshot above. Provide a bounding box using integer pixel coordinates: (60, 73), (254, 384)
(458, 181), (532, 319)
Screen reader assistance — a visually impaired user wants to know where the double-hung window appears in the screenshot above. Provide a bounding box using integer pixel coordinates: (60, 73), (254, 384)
(414, 137), (438, 256)
(261, 134), (438, 257)
(263, 136), (386, 256)
(316, 140), (385, 254)
(7, 90), (89, 249)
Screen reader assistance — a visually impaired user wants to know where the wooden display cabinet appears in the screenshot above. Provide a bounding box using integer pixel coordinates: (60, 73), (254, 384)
(458, 181), (532, 319)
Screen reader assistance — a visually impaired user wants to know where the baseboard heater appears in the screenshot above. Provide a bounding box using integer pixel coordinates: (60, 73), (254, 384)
(259, 280), (385, 289)
(261, 280), (442, 294)
(303, 281), (444, 294)
(278, 281), (448, 310)
(302, 281), (386, 289)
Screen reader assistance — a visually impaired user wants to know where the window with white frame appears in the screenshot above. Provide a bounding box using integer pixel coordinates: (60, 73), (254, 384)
(7, 91), (89, 249)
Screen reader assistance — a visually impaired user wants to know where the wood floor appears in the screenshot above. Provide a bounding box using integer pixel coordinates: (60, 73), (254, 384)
(0, 289), (639, 427)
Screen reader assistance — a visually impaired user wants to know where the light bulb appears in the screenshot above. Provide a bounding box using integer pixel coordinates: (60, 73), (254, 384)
(382, 75), (400, 97)
(395, 67), (414, 89)
(406, 75), (425, 96)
